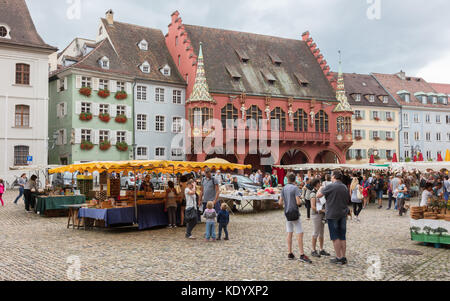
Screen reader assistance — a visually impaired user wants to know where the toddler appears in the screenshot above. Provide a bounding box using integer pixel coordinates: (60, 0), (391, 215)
(203, 201), (217, 241)
(217, 203), (230, 241)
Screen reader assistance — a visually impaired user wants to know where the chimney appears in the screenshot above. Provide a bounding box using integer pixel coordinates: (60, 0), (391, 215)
(106, 9), (114, 25)
(396, 70), (406, 80)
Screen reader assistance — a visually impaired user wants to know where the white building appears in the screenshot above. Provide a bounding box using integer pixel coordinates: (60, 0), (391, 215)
(0, 0), (57, 182)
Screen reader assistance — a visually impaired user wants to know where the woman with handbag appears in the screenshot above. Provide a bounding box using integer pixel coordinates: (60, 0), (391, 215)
(185, 180), (199, 239)
(350, 177), (364, 222)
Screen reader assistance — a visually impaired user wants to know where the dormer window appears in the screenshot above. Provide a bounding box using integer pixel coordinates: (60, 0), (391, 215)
(382, 96), (389, 104)
(235, 48), (249, 63)
(294, 72), (309, 87)
(138, 40), (148, 51)
(422, 96), (427, 104)
(368, 95), (375, 103)
(99, 56), (109, 69)
(160, 64), (171, 76)
(0, 25), (10, 39)
(226, 65), (241, 82)
(405, 94), (410, 103)
(432, 96), (438, 104)
(261, 69), (276, 85)
(354, 94), (361, 102)
(140, 61), (150, 74)
(269, 53), (283, 66)
(397, 90), (410, 103)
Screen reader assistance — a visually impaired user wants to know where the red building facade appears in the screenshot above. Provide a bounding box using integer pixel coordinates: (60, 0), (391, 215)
(166, 11), (353, 170)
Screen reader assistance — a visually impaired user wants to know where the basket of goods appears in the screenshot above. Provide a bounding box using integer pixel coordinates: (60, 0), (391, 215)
(423, 211), (438, 220)
(410, 206), (424, 220)
(445, 214), (450, 222)
(145, 192), (154, 199)
(100, 201), (113, 209)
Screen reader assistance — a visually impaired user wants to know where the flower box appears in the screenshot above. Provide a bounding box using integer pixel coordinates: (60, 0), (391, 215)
(373, 137), (381, 141)
(355, 136), (362, 141)
(116, 142), (129, 152)
(80, 141), (94, 151)
(386, 137), (394, 141)
(115, 91), (128, 100)
(386, 117), (393, 122)
(100, 141), (111, 151)
(99, 113), (111, 123)
(374, 155), (380, 160)
(374, 117), (380, 121)
(98, 89), (110, 98)
(355, 116), (363, 121)
(79, 87), (92, 97)
(115, 115), (127, 124)
(355, 156), (363, 161)
(79, 112), (93, 121)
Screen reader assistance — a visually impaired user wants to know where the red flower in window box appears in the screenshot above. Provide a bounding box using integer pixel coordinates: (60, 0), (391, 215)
(386, 117), (393, 122)
(115, 91), (127, 100)
(355, 116), (363, 121)
(79, 112), (93, 121)
(99, 113), (111, 123)
(99, 141), (111, 151)
(79, 87), (92, 97)
(115, 115), (127, 124)
(373, 137), (381, 141)
(116, 142), (129, 152)
(80, 140), (94, 151)
(98, 89), (110, 98)
(386, 137), (394, 141)
(355, 156), (363, 161)
(374, 117), (380, 121)
(355, 136), (362, 141)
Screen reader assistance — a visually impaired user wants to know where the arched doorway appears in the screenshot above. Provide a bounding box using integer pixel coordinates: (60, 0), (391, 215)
(244, 154), (272, 174)
(205, 154), (238, 163)
(314, 151), (340, 164)
(280, 149), (309, 165)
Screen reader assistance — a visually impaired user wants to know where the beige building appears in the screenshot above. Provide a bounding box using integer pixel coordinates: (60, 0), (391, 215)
(341, 73), (401, 163)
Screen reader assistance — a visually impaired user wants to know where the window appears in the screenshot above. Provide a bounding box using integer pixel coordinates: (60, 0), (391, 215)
(404, 150), (410, 159)
(178, 55), (181, 67)
(173, 90), (182, 104)
(155, 147), (166, 158)
(99, 79), (108, 90)
(189, 108), (213, 128)
(294, 109), (308, 132)
(58, 129), (65, 145)
(99, 57), (109, 69)
(116, 105), (126, 116)
(414, 114), (419, 123)
(422, 96), (427, 104)
(436, 115), (441, 124)
(116, 131), (126, 143)
(354, 94), (361, 102)
(448, 133), (450, 142)
(246, 105), (263, 129)
(58, 103), (66, 117)
(172, 148), (183, 158)
(99, 130), (109, 143)
(386, 131), (392, 139)
(116, 81), (125, 91)
(385, 112), (392, 120)
(137, 114), (147, 131)
(175, 36), (179, 46)
(59, 78), (65, 92)
(405, 94), (410, 103)
(383, 96), (389, 103)
(155, 88), (165, 102)
(373, 111), (379, 119)
(337, 116), (352, 133)
(140, 62), (150, 73)
(270, 108), (286, 131)
(15, 105), (30, 127)
(162, 67), (171, 76)
(81, 129), (92, 142)
(426, 132), (431, 142)
(425, 114), (430, 123)
(155, 116), (165, 132)
(16, 64), (30, 85)
(354, 110), (362, 119)
(386, 150), (392, 159)
(81, 102), (91, 113)
(136, 86), (147, 101)
(315, 110), (329, 133)
(404, 132), (409, 146)
(414, 132), (420, 141)
(138, 40), (148, 51)
(436, 133), (442, 141)
(373, 131), (379, 139)
(432, 96), (438, 104)
(221, 104), (239, 128)
(81, 77), (91, 88)
(14, 146), (29, 166)
(99, 104), (109, 115)
(368, 95), (375, 103)
(403, 113), (409, 127)
(172, 117), (182, 133)
(137, 147), (148, 158)
(427, 151), (432, 160)
(0, 26), (8, 38)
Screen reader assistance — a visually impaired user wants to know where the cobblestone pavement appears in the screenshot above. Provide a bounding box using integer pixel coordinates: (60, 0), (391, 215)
(0, 191), (448, 281)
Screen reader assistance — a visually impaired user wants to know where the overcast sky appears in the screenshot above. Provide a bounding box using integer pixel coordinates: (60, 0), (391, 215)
(27, 0), (450, 83)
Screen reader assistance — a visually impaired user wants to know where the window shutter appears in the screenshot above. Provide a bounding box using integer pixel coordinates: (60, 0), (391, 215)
(75, 76), (82, 89)
(362, 149), (367, 159)
(380, 149), (386, 159)
(75, 102), (81, 115)
(111, 80), (117, 93)
(392, 132), (396, 140)
(126, 106), (132, 119)
(75, 129), (81, 144)
(369, 131), (373, 140)
(392, 112), (395, 121)
(63, 129), (67, 145)
(93, 78), (99, 91)
(111, 131), (117, 145)
(126, 82), (132, 94)
(370, 111), (373, 120)
(56, 103), (61, 118)
(361, 111), (366, 119)
(349, 149), (354, 159)
(126, 131), (132, 145)
(93, 103), (99, 116)
(362, 130), (366, 140)
(381, 112), (387, 121)
(63, 102), (68, 116)
(110, 104), (117, 117)
(64, 77), (68, 90)
(56, 79), (61, 92)
(381, 131), (386, 140)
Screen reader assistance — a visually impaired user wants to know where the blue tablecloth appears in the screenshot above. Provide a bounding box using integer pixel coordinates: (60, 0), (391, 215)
(137, 204), (181, 230)
(78, 207), (136, 227)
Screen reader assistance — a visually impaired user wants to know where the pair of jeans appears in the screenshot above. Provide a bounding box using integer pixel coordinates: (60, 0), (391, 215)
(353, 202), (363, 217)
(14, 187), (24, 204)
(327, 217), (347, 241)
(304, 199), (311, 219)
(387, 192), (393, 208)
(218, 223), (229, 239)
(24, 189), (33, 211)
(205, 221), (216, 240)
(186, 218), (197, 238)
(167, 206), (177, 226)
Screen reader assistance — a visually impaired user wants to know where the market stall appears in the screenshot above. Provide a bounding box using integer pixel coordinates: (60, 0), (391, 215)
(35, 195), (86, 217)
(49, 159), (251, 230)
(219, 186), (281, 211)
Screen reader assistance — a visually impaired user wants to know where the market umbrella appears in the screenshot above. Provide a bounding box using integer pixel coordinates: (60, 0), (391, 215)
(369, 155), (375, 164)
(445, 149), (450, 162)
(392, 153), (398, 163)
(418, 153), (424, 162)
(438, 153), (444, 162)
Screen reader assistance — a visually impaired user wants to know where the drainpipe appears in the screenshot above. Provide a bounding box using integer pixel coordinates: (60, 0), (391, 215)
(132, 80), (137, 160)
(4, 94), (8, 178)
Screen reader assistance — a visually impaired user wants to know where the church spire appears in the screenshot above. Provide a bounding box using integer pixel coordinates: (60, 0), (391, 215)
(333, 50), (353, 112)
(187, 42), (215, 103)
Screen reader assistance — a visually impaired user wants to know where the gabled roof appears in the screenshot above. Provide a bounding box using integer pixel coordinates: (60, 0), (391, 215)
(183, 24), (336, 101)
(0, 0), (57, 52)
(372, 72), (447, 108)
(100, 18), (186, 85)
(430, 83), (450, 95)
(338, 73), (400, 108)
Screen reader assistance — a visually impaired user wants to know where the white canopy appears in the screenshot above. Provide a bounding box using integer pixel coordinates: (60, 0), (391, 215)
(274, 163), (390, 171)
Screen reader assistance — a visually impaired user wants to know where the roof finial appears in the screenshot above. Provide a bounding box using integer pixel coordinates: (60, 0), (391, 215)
(187, 42), (214, 103)
(333, 50), (353, 113)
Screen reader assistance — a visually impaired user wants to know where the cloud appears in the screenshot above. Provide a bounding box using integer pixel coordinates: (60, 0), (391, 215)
(26, 0), (450, 82)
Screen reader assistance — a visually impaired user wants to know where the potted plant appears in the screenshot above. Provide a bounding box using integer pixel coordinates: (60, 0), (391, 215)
(386, 137), (394, 141)
(99, 113), (111, 123)
(355, 116), (363, 121)
(115, 91), (127, 100)
(387, 156), (393, 161)
(98, 89), (110, 98)
(79, 112), (93, 121)
(355, 136), (362, 141)
(99, 141), (111, 151)
(80, 140), (94, 150)
(374, 137), (381, 141)
(387, 117), (393, 122)
(116, 142), (129, 152)
(405, 157), (411, 162)
(374, 155), (380, 160)
(374, 117), (380, 121)
(79, 87), (92, 97)
(115, 115), (127, 123)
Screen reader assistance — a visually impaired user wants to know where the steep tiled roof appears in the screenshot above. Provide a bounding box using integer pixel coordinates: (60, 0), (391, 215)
(101, 19), (186, 85)
(183, 24), (337, 101)
(372, 72), (447, 108)
(430, 83), (450, 95)
(0, 0), (57, 52)
(338, 73), (400, 108)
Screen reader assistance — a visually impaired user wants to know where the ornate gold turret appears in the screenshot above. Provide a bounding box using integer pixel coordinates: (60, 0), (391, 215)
(187, 42), (215, 103)
(333, 50), (353, 113)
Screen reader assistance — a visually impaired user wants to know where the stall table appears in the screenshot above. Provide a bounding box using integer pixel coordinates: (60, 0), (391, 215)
(410, 218), (450, 247)
(35, 195), (86, 217)
(219, 194), (280, 211)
